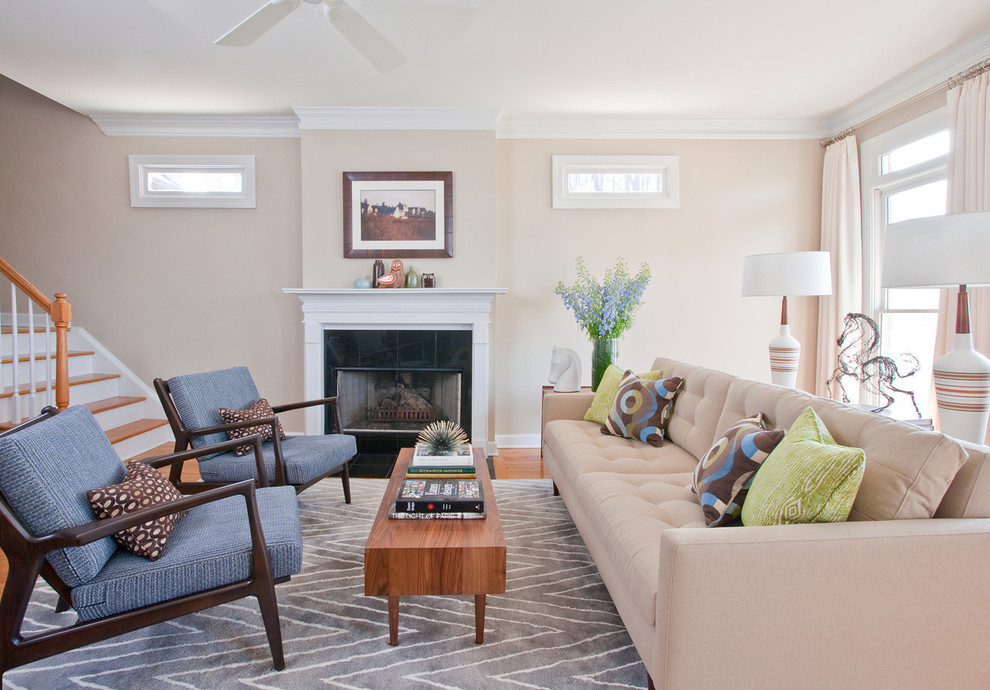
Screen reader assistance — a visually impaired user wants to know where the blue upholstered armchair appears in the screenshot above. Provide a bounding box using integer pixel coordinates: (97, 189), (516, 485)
(154, 366), (356, 500)
(0, 406), (303, 680)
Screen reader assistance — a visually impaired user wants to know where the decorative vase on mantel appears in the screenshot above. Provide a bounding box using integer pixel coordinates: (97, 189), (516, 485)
(591, 338), (618, 391)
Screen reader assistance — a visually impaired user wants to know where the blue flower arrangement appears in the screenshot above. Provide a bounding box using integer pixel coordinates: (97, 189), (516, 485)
(554, 257), (651, 340)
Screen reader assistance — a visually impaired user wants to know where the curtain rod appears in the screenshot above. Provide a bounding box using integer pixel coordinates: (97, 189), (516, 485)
(820, 56), (990, 148)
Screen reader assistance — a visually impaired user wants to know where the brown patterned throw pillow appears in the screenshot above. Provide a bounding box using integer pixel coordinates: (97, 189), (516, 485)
(218, 398), (287, 456)
(601, 371), (683, 447)
(87, 461), (188, 561)
(693, 414), (786, 526)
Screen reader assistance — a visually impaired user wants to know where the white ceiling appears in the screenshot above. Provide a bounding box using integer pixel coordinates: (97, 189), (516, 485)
(3, 0), (990, 133)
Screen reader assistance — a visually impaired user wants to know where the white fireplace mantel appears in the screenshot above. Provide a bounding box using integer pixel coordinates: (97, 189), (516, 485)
(284, 288), (506, 454)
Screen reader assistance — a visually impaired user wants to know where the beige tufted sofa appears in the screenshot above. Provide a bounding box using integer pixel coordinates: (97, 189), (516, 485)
(541, 356), (990, 690)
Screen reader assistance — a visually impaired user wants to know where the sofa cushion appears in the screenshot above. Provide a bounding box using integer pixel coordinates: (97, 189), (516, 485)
(694, 414), (785, 526)
(544, 419), (700, 488)
(585, 365), (663, 424)
(742, 407), (866, 526)
(87, 461), (189, 561)
(602, 373), (683, 447)
(719, 379), (968, 520)
(575, 471), (705, 625)
(651, 358), (735, 461)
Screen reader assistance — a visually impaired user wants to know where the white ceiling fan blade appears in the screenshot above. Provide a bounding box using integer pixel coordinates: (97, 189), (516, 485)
(216, 0), (300, 47)
(325, 0), (406, 73)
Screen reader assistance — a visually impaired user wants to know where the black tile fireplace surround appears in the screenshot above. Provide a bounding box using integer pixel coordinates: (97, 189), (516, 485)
(324, 329), (473, 477)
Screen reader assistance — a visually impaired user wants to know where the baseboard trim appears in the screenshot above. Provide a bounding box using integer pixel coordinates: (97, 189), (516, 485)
(495, 434), (540, 449)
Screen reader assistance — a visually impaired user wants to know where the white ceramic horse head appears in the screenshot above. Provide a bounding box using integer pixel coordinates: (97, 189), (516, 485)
(548, 346), (581, 392)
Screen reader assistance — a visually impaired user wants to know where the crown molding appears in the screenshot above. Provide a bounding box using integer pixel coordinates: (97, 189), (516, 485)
(495, 114), (831, 140)
(293, 106), (502, 130)
(826, 27), (990, 134)
(89, 114), (301, 138)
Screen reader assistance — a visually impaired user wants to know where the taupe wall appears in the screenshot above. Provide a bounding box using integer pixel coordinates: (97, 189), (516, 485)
(1, 74), (826, 444)
(494, 138), (825, 442)
(0, 76), (307, 428)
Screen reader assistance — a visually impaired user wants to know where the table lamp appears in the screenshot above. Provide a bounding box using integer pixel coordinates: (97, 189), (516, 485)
(882, 210), (990, 444)
(742, 251), (832, 388)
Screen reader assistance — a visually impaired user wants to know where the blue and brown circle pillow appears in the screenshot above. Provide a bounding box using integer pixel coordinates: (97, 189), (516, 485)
(601, 371), (683, 447)
(693, 414), (785, 526)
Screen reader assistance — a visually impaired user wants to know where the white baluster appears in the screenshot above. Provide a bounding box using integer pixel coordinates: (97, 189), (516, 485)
(10, 283), (21, 424)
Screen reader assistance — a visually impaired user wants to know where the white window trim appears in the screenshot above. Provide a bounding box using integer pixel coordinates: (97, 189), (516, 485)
(551, 155), (680, 209)
(859, 107), (947, 317)
(129, 155), (256, 208)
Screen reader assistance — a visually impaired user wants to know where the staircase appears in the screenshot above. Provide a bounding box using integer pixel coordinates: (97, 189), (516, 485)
(0, 259), (173, 460)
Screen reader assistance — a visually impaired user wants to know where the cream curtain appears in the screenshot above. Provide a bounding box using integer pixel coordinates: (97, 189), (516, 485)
(939, 72), (990, 441)
(816, 136), (862, 399)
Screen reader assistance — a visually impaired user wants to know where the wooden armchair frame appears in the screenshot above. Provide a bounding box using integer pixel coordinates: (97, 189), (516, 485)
(154, 378), (352, 500)
(0, 409), (290, 679)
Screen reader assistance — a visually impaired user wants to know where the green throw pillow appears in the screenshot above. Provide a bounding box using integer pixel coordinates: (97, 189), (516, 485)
(741, 407), (866, 526)
(584, 365), (663, 424)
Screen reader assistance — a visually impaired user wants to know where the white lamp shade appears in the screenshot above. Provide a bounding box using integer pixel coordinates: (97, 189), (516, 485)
(741, 251), (832, 297)
(882, 210), (990, 288)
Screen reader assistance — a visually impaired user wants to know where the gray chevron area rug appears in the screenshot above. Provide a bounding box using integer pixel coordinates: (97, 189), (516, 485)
(3, 479), (648, 690)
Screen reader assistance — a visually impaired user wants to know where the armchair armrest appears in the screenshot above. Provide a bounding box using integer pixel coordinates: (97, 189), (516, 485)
(141, 434), (272, 488)
(270, 396), (339, 414)
(272, 396), (345, 434)
(653, 519), (990, 688)
(45, 480), (259, 550)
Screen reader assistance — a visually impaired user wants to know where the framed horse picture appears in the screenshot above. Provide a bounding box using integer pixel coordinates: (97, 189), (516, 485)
(342, 171), (453, 259)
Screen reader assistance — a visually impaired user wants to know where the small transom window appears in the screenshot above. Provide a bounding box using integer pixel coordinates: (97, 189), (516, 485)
(552, 155), (680, 209)
(129, 155), (256, 208)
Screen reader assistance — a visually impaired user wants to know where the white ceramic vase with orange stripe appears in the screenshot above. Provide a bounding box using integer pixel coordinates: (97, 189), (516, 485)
(769, 324), (800, 388)
(934, 332), (990, 444)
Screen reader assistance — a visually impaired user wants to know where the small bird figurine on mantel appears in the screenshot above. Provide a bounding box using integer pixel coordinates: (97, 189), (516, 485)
(376, 259), (406, 288)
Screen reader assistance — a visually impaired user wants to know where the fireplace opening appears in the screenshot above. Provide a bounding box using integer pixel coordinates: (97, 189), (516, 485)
(325, 329), (472, 476)
(337, 367), (462, 433)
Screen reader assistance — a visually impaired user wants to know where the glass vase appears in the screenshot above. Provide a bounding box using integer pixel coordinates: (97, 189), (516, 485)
(591, 338), (618, 391)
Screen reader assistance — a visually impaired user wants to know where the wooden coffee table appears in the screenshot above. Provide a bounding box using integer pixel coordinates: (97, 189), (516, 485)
(364, 446), (506, 646)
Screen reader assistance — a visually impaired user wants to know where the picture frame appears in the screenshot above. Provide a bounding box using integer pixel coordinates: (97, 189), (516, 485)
(343, 171), (453, 258)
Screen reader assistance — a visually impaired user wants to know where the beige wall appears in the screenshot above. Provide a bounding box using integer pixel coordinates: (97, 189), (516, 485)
(1, 74), (826, 446)
(298, 129), (496, 288)
(494, 138), (825, 443)
(0, 76), (307, 428)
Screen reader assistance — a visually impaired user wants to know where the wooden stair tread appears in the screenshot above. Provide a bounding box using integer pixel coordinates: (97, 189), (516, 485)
(105, 418), (169, 445)
(2, 350), (94, 364)
(85, 396), (146, 414)
(0, 372), (120, 398)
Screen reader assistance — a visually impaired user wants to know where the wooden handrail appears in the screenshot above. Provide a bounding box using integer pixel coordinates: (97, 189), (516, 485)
(0, 257), (70, 411)
(0, 257), (52, 313)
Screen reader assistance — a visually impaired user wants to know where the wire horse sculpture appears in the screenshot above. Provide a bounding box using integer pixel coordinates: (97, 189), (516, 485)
(826, 312), (922, 417)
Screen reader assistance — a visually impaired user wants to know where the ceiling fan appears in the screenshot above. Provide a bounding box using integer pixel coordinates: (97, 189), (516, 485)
(216, 0), (406, 73)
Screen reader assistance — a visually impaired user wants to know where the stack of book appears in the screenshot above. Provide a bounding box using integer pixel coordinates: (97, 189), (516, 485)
(389, 445), (484, 519)
(406, 443), (476, 479)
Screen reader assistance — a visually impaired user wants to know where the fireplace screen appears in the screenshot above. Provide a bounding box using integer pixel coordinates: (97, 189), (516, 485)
(336, 367), (462, 433)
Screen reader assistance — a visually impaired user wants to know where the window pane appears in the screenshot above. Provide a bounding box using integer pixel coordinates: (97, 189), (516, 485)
(885, 180), (946, 224)
(878, 312), (938, 420)
(879, 130), (949, 174)
(146, 171), (243, 194)
(566, 172), (664, 194)
(886, 287), (940, 310)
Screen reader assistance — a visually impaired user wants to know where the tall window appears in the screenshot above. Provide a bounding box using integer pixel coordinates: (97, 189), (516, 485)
(860, 110), (948, 419)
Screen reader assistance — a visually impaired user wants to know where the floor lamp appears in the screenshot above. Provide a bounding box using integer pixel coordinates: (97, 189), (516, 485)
(882, 211), (990, 445)
(742, 251), (832, 388)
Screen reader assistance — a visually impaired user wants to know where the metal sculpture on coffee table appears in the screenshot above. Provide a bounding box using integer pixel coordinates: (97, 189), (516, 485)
(827, 312), (922, 417)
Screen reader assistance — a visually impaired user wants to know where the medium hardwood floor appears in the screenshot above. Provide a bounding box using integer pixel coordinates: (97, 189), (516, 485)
(0, 448), (546, 596)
